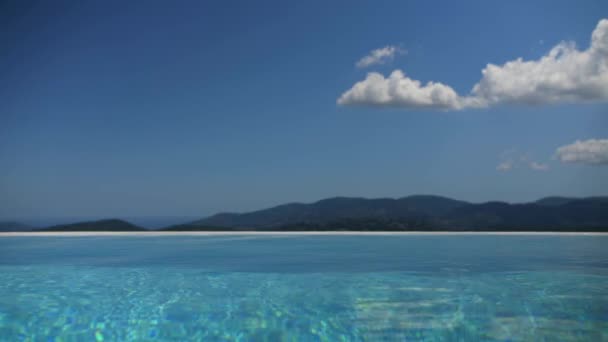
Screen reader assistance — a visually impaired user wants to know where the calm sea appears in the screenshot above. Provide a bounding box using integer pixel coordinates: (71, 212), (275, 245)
(0, 234), (607, 341)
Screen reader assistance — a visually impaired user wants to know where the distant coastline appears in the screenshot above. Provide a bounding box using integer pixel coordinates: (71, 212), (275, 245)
(2, 195), (607, 233)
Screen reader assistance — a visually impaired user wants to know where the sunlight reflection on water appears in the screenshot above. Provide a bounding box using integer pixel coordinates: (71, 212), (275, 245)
(0, 235), (607, 341)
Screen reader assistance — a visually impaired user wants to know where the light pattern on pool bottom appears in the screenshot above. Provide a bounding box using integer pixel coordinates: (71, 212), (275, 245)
(1, 267), (607, 341)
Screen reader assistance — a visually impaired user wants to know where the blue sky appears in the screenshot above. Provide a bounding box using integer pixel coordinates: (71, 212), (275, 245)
(1, 0), (607, 219)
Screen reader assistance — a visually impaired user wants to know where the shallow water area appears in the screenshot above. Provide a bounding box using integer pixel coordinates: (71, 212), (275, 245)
(1, 234), (607, 341)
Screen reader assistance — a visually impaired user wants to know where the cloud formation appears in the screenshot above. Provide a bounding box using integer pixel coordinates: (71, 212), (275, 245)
(496, 160), (514, 172)
(337, 70), (469, 109)
(529, 161), (550, 171)
(555, 139), (608, 165)
(356, 46), (405, 68)
(497, 150), (550, 172)
(339, 18), (608, 110)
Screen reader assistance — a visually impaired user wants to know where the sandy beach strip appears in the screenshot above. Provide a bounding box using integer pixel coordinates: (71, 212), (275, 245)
(0, 231), (606, 237)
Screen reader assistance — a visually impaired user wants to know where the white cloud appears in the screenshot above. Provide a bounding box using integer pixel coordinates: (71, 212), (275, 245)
(529, 161), (550, 171)
(496, 161), (514, 172)
(339, 18), (608, 110)
(336, 70), (475, 110)
(356, 46), (405, 68)
(555, 139), (608, 165)
(496, 150), (550, 172)
(496, 150), (517, 172)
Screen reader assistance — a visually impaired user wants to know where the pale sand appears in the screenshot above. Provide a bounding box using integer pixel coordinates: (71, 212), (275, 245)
(0, 231), (606, 237)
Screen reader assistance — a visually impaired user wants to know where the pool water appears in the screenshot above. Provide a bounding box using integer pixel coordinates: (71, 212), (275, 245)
(0, 234), (607, 341)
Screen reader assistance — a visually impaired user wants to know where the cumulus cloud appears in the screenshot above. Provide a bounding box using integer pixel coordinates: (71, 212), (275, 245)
(336, 70), (472, 109)
(356, 45), (405, 68)
(555, 139), (608, 165)
(339, 18), (608, 110)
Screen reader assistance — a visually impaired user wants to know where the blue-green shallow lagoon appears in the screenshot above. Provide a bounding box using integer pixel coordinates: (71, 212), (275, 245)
(0, 234), (607, 341)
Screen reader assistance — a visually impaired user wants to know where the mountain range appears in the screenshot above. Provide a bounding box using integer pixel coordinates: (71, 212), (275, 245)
(0, 221), (33, 232)
(40, 219), (147, 232)
(2, 195), (606, 232)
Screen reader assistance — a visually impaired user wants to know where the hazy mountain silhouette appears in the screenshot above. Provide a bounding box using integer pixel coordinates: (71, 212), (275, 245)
(40, 219), (146, 232)
(0, 221), (34, 232)
(192, 195), (469, 229)
(175, 195), (608, 232)
(3, 196), (607, 232)
(443, 197), (608, 231)
(534, 196), (579, 206)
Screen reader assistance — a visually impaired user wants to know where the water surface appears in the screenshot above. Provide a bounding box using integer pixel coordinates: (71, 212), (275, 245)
(0, 234), (607, 341)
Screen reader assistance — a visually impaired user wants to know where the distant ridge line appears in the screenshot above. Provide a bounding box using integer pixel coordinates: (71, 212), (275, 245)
(1, 195), (607, 232)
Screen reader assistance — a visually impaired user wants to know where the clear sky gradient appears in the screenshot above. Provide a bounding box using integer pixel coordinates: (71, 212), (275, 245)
(1, 0), (607, 219)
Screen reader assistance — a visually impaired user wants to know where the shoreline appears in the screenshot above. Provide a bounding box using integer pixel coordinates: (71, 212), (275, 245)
(0, 231), (606, 237)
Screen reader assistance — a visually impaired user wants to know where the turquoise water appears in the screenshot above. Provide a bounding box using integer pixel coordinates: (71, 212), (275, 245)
(0, 235), (607, 341)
